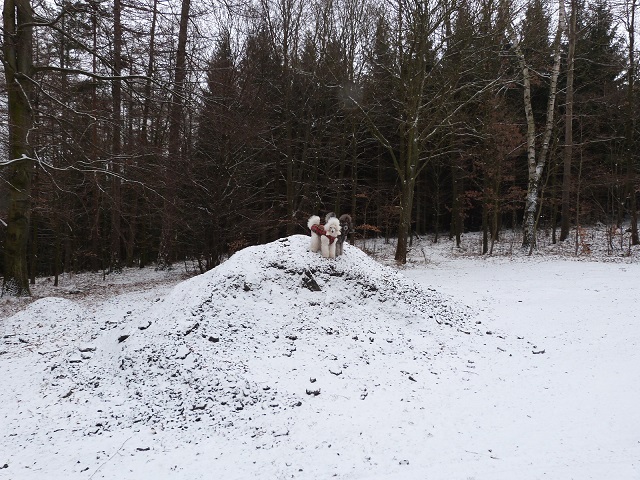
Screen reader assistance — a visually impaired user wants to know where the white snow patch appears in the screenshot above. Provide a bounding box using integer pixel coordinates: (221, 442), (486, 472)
(1, 232), (638, 479)
(31, 235), (481, 437)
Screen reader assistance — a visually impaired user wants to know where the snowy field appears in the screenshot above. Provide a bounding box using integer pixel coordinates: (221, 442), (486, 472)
(1, 230), (639, 480)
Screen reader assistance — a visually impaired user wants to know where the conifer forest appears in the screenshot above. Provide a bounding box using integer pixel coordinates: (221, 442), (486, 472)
(1, 0), (639, 295)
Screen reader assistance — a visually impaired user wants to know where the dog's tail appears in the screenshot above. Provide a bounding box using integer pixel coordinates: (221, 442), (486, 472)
(308, 215), (320, 230)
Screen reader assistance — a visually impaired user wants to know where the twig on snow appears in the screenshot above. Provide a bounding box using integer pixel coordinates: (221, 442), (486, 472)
(89, 436), (133, 479)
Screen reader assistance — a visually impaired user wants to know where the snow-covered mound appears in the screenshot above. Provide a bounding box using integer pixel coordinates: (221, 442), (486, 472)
(42, 235), (479, 434)
(1, 297), (88, 360)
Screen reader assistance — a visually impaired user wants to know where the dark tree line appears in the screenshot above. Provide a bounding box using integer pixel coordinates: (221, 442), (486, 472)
(1, 0), (638, 295)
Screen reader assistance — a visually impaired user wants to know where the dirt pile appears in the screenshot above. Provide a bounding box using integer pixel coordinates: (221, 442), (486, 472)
(44, 235), (477, 433)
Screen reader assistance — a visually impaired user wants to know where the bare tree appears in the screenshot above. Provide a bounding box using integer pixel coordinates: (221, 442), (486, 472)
(110, 0), (124, 271)
(509, 0), (567, 252)
(1, 0), (177, 292)
(622, 0), (638, 244)
(2, 0), (35, 295)
(560, 0), (577, 242)
(157, 0), (191, 269)
(358, 0), (499, 263)
(256, 0), (306, 234)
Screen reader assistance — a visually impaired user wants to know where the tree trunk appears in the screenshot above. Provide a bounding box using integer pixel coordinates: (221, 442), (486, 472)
(626, 0), (639, 244)
(89, 7), (101, 271)
(415, 176), (423, 235)
(158, 0), (191, 268)
(350, 118), (358, 223)
(560, 0), (577, 241)
(482, 195), (489, 255)
(395, 177), (415, 263)
(2, 0), (35, 296)
(110, 0), (123, 272)
(489, 205), (499, 255)
(551, 157), (558, 244)
(126, 194), (138, 267)
(394, 112), (420, 263)
(513, 2), (566, 252)
(53, 218), (61, 287)
(432, 165), (442, 243)
(285, 118), (295, 235)
(29, 209), (37, 284)
(451, 161), (463, 247)
(277, 0), (303, 235)
(141, 0), (158, 147)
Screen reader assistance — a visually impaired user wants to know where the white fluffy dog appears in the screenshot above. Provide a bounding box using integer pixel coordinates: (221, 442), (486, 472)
(308, 215), (342, 259)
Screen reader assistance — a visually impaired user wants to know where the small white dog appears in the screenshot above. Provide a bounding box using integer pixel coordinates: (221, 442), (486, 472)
(308, 215), (341, 259)
(325, 212), (353, 257)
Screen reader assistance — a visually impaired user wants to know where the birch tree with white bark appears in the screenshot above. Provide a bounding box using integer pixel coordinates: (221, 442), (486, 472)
(509, 0), (568, 252)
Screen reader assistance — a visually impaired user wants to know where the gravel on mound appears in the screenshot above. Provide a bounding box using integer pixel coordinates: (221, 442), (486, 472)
(2, 297), (88, 358)
(48, 235), (479, 433)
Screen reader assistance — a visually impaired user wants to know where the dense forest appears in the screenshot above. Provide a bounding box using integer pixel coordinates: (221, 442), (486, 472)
(1, 0), (638, 295)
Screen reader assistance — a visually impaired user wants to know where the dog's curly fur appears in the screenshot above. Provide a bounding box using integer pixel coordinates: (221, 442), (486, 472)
(308, 215), (341, 259)
(325, 212), (353, 257)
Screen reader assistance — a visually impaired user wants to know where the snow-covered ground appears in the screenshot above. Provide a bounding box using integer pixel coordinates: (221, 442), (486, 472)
(1, 231), (639, 479)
